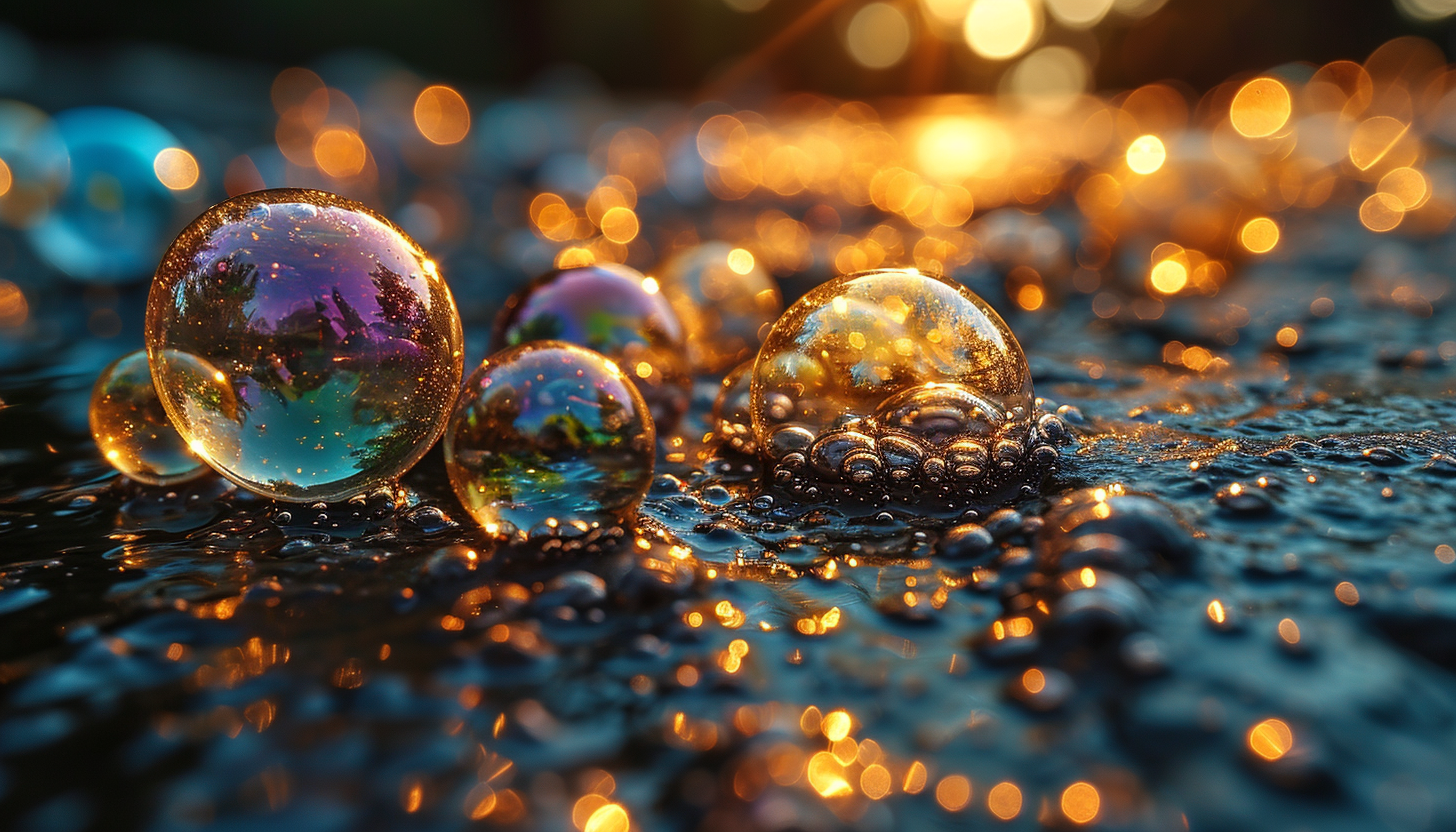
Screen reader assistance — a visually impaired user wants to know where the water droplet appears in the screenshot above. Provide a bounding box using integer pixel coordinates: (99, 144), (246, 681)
(146, 189), (463, 502)
(444, 342), (655, 541)
(89, 349), (207, 486)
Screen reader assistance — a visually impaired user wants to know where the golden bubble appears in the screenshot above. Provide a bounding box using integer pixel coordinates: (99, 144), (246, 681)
(1150, 258), (1188, 294)
(153, 148), (199, 191)
(1126, 134), (1166, 175)
(1378, 166), (1429, 210)
(1230, 78), (1292, 138)
(1276, 326), (1300, 348)
(845, 3), (912, 69)
(935, 775), (972, 811)
(1349, 116), (1410, 171)
(1240, 217), (1280, 253)
(861, 764), (892, 799)
(0, 157), (11, 197)
(313, 128), (367, 178)
(964, 0), (1040, 61)
(1335, 581), (1360, 605)
(1061, 782), (1100, 824)
(583, 802), (630, 832)
(414, 85), (471, 145)
(988, 782), (1023, 820)
(1278, 618), (1301, 644)
(1359, 192), (1405, 233)
(1248, 718), (1293, 760)
(600, 206), (640, 244)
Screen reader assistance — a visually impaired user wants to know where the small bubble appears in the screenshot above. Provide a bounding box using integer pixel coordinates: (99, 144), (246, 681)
(90, 349), (208, 486)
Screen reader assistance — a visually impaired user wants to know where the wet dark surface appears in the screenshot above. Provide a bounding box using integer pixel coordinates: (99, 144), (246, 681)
(1, 39), (1456, 832)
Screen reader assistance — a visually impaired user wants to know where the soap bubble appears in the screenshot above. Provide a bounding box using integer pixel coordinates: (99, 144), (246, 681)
(444, 341), (655, 541)
(712, 360), (755, 454)
(493, 263), (690, 428)
(657, 241), (782, 373)
(89, 349), (208, 486)
(27, 107), (189, 283)
(146, 188), (464, 502)
(751, 268), (1064, 502)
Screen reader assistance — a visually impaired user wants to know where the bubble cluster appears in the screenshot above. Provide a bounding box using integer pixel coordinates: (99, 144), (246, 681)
(751, 268), (1065, 503)
(712, 360), (756, 455)
(493, 264), (690, 428)
(657, 241), (782, 373)
(145, 188), (464, 502)
(444, 341), (656, 541)
(89, 349), (207, 486)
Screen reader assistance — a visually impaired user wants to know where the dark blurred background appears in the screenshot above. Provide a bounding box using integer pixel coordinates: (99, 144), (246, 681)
(5, 0), (1456, 95)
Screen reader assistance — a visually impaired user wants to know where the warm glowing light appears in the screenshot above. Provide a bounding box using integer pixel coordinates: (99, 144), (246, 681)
(1396, 0), (1456, 22)
(917, 116), (1012, 182)
(1149, 259), (1188, 294)
(0, 157), (11, 197)
(1248, 718), (1294, 760)
(1230, 78), (1292, 138)
(1349, 117), (1410, 171)
(964, 0), (1040, 61)
(845, 3), (912, 69)
(1079, 566), (1096, 587)
(935, 775), (972, 811)
(1359, 193), (1404, 233)
(414, 85), (471, 145)
(1240, 218), (1280, 253)
(1378, 167), (1429, 210)
(1016, 284), (1044, 310)
(1044, 0), (1113, 27)
(1335, 581), (1359, 605)
(0, 280), (29, 329)
(904, 761), (929, 794)
(1126, 134), (1166, 174)
(1022, 668), (1046, 693)
(726, 247), (755, 275)
(822, 710), (852, 742)
(807, 751), (853, 798)
(1007, 46), (1089, 114)
(1437, 544), (1456, 564)
(640, 277), (660, 296)
(988, 782), (1023, 819)
(1206, 599), (1227, 625)
(600, 206), (640, 243)
(153, 148), (200, 191)
(583, 802), (630, 832)
(313, 128), (367, 178)
(921, 0), (972, 24)
(1061, 782), (1100, 824)
(1278, 618), (1300, 644)
(861, 764), (892, 799)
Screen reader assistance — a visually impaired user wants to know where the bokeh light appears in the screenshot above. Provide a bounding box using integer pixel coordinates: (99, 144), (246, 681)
(1126, 134), (1166, 174)
(845, 3), (912, 69)
(414, 85), (471, 145)
(1230, 78), (1292, 138)
(153, 148), (199, 191)
(964, 0), (1041, 60)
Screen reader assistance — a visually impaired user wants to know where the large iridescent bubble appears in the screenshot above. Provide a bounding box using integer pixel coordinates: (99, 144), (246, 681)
(89, 349), (208, 486)
(145, 189), (464, 502)
(444, 341), (656, 541)
(27, 108), (189, 283)
(751, 268), (1065, 502)
(492, 263), (690, 429)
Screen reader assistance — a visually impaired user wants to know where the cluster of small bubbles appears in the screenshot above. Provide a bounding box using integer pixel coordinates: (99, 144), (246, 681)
(656, 241), (782, 373)
(89, 349), (207, 486)
(751, 268), (1067, 506)
(444, 341), (656, 542)
(493, 263), (691, 429)
(711, 360), (755, 455)
(145, 188), (464, 502)
(28, 108), (190, 283)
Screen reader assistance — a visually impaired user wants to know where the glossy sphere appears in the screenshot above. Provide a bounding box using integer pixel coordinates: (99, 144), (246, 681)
(493, 264), (689, 428)
(752, 268), (1047, 497)
(445, 342), (656, 540)
(712, 360), (755, 454)
(90, 349), (208, 485)
(658, 242), (782, 373)
(27, 108), (186, 283)
(146, 189), (464, 502)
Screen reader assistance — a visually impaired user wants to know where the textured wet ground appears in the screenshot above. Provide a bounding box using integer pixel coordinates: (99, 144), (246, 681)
(3, 40), (1456, 832)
